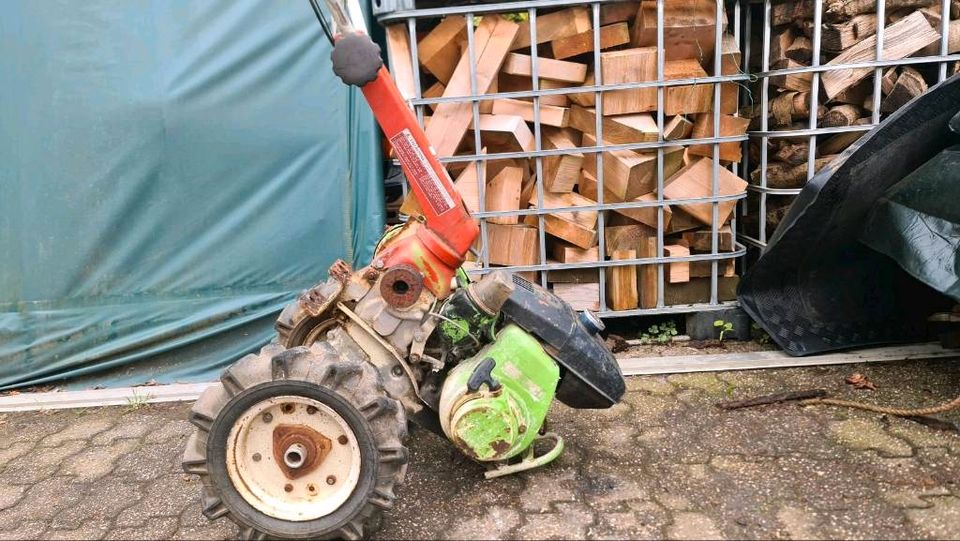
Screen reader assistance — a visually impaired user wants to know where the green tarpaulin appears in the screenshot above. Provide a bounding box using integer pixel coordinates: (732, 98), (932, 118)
(0, 0), (385, 389)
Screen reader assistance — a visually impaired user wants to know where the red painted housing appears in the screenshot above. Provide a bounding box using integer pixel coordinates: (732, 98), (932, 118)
(361, 67), (479, 298)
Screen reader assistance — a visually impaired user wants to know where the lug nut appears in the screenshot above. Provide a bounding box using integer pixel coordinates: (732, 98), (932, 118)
(281, 403), (295, 414)
(262, 413), (273, 424)
(391, 365), (404, 377)
(306, 405), (318, 415)
(284, 484), (293, 493)
(338, 435), (349, 445)
(252, 453), (262, 462)
(326, 475), (337, 485)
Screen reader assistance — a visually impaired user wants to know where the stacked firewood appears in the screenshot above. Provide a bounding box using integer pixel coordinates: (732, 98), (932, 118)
(383, 0), (748, 311)
(744, 0), (956, 234)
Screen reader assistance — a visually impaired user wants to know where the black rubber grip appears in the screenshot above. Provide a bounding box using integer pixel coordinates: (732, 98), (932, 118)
(331, 33), (383, 87)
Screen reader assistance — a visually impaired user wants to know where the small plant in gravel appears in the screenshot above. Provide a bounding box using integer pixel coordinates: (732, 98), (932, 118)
(751, 322), (772, 345)
(125, 391), (152, 412)
(640, 320), (679, 344)
(714, 319), (734, 342)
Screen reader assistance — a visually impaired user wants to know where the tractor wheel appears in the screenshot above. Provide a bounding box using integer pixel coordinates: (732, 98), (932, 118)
(182, 342), (408, 540)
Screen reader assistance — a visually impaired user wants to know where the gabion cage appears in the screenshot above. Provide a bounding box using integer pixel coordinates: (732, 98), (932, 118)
(379, 0), (754, 317)
(739, 0), (958, 253)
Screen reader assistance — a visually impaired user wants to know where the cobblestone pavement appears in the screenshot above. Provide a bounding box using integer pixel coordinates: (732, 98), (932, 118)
(0, 358), (957, 540)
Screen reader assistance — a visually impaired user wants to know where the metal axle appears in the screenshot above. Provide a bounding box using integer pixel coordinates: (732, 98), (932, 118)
(283, 443), (308, 469)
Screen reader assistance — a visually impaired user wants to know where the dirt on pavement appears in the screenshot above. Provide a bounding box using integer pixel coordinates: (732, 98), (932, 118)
(0, 358), (957, 540)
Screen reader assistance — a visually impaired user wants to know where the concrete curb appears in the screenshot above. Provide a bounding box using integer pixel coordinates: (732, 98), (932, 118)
(618, 342), (959, 375)
(0, 382), (212, 413)
(0, 342), (954, 412)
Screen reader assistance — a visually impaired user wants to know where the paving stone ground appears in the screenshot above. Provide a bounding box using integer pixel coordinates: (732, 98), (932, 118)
(0, 358), (957, 540)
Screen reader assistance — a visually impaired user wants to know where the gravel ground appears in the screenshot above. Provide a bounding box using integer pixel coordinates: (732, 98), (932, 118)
(0, 357), (957, 540)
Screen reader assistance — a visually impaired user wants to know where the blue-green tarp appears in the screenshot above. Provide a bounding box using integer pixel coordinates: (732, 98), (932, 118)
(0, 0), (385, 389)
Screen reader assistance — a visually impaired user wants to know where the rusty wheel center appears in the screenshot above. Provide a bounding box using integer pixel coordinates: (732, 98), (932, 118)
(272, 424), (332, 479)
(225, 395), (361, 522)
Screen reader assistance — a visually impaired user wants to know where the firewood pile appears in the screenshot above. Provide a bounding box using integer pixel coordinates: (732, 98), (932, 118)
(383, 0), (747, 312)
(743, 0), (957, 237)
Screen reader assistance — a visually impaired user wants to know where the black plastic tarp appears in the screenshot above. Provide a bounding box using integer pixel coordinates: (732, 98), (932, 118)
(739, 74), (960, 356)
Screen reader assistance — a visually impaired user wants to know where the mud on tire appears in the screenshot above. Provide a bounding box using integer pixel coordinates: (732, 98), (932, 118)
(182, 342), (408, 540)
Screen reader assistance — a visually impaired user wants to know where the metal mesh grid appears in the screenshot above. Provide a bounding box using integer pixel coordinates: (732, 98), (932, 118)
(380, 0), (752, 317)
(739, 0), (959, 253)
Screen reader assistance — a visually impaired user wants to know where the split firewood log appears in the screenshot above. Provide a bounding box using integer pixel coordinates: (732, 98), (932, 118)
(775, 142), (810, 165)
(770, 91), (827, 126)
(825, 0), (938, 22)
(880, 67), (928, 113)
(880, 67), (900, 95)
(750, 156), (836, 189)
(817, 118), (871, 154)
(785, 35), (813, 63)
(821, 104), (863, 127)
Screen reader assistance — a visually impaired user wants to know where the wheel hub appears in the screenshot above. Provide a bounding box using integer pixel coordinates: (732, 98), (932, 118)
(283, 442), (307, 469)
(272, 423), (332, 479)
(225, 395), (362, 522)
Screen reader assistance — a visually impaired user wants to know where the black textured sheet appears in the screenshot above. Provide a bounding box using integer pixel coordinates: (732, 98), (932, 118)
(738, 75), (960, 356)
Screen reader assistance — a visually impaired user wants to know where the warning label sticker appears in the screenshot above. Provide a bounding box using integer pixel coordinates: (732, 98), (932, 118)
(390, 128), (455, 216)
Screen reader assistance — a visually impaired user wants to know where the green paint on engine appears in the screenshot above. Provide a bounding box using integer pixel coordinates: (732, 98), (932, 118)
(439, 317), (471, 342)
(455, 267), (470, 287)
(452, 400), (518, 460)
(440, 324), (559, 461)
(436, 287), (499, 354)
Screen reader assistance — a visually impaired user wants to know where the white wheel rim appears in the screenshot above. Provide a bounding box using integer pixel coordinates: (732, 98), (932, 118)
(226, 395), (363, 522)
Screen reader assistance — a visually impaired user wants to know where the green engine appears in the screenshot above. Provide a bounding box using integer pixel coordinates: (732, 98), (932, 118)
(422, 268), (620, 477)
(437, 324), (560, 464)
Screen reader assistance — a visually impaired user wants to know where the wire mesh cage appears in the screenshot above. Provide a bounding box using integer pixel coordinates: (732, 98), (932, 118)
(739, 0), (959, 253)
(379, 0), (754, 318)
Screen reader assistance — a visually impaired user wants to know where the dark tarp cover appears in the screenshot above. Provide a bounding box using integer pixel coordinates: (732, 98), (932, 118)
(861, 146), (960, 302)
(0, 1), (385, 389)
(738, 75), (960, 356)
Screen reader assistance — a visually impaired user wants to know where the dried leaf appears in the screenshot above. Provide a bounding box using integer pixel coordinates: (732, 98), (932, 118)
(845, 373), (876, 391)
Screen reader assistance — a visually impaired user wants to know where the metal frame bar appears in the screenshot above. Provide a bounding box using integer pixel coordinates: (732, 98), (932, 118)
(410, 73), (753, 106)
(710, 0), (725, 305)
(591, 1), (609, 311)
(463, 246), (748, 275)
(529, 7), (549, 287)
(380, 0), (664, 21)
(752, 53), (960, 78)
(654, 0), (666, 309)
(757, 0), (772, 247)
